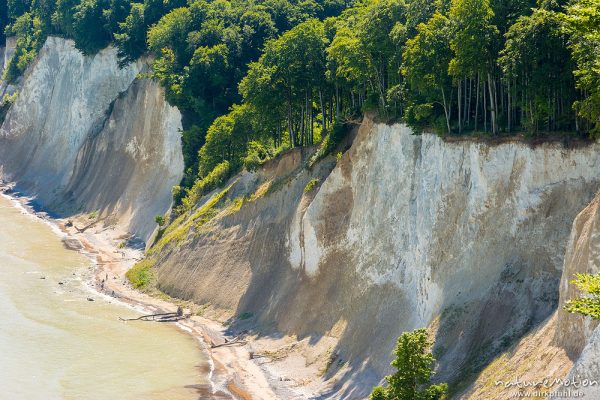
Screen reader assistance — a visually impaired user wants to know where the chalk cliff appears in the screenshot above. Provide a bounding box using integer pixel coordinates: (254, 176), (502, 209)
(149, 117), (600, 397)
(0, 37), (184, 241)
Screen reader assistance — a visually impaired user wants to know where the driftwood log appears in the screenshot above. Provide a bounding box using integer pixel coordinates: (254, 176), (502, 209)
(120, 307), (187, 323)
(211, 335), (247, 348)
(71, 216), (108, 233)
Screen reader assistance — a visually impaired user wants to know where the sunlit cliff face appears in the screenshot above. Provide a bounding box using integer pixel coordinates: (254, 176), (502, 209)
(0, 37), (183, 242)
(153, 117), (600, 397)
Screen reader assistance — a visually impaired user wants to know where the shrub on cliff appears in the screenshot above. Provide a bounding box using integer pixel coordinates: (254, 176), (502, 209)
(243, 141), (273, 171)
(4, 12), (44, 82)
(565, 273), (600, 318)
(370, 329), (447, 400)
(308, 121), (348, 168)
(180, 160), (231, 212)
(125, 259), (155, 290)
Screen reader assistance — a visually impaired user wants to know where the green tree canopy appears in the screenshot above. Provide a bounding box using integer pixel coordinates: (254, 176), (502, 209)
(370, 328), (448, 400)
(402, 12), (452, 133)
(561, 0), (600, 132)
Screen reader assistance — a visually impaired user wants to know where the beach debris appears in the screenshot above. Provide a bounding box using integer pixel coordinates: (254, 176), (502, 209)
(87, 297), (94, 302)
(211, 334), (247, 348)
(58, 281), (64, 285)
(39, 276), (46, 279)
(72, 216), (106, 233)
(62, 238), (83, 250)
(119, 309), (189, 323)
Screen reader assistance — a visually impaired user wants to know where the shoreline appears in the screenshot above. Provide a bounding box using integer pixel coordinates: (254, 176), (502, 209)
(0, 186), (285, 400)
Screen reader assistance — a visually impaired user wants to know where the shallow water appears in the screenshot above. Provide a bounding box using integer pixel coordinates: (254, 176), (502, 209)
(0, 196), (209, 400)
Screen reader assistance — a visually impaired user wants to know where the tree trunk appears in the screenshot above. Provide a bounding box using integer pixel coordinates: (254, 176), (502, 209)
(494, 77), (499, 132)
(484, 79), (487, 132)
(441, 87), (452, 135)
(299, 104), (304, 147)
(475, 73), (480, 131)
(467, 78), (472, 127)
(457, 82), (462, 134)
(335, 84), (340, 119)
(319, 89), (326, 133)
(487, 73), (497, 135)
(507, 79), (511, 132)
(463, 78), (468, 125)
(287, 100), (295, 147)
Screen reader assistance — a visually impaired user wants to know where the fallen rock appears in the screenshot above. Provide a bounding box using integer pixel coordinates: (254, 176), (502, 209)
(62, 238), (83, 250)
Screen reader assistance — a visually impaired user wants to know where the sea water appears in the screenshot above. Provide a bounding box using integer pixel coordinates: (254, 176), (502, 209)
(0, 195), (209, 400)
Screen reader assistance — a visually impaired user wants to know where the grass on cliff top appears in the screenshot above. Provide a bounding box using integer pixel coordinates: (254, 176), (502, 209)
(149, 185), (232, 255)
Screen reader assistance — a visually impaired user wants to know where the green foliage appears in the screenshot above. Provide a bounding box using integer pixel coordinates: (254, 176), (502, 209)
(181, 160), (232, 212)
(151, 185), (231, 254)
(402, 12), (452, 133)
(243, 141), (273, 171)
(309, 121), (348, 167)
(370, 386), (387, 400)
(448, 0), (498, 79)
(241, 18), (328, 147)
(327, 0), (407, 116)
(561, 0), (600, 133)
(113, 2), (146, 65)
(1, 91), (17, 105)
(72, 0), (112, 55)
(147, 7), (191, 61)
(125, 259), (155, 289)
(565, 273), (600, 318)
(370, 329), (448, 400)
(304, 178), (319, 193)
(0, 91), (17, 124)
(4, 11), (44, 82)
(154, 214), (166, 226)
(197, 104), (251, 177)
(499, 9), (576, 132)
(52, 0), (78, 37)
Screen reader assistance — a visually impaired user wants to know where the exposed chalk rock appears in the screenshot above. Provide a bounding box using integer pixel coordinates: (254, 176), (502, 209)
(551, 192), (600, 399)
(566, 325), (600, 399)
(556, 192), (600, 356)
(0, 37), (183, 241)
(0, 37), (18, 98)
(153, 116), (600, 397)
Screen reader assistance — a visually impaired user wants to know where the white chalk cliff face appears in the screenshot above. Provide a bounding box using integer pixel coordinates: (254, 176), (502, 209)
(0, 37), (184, 241)
(153, 117), (600, 397)
(555, 193), (600, 399)
(293, 120), (600, 325)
